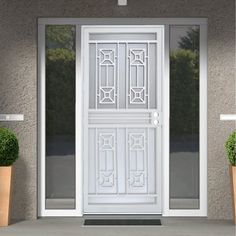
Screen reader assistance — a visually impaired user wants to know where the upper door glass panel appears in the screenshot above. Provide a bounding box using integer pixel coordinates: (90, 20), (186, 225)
(89, 33), (158, 109)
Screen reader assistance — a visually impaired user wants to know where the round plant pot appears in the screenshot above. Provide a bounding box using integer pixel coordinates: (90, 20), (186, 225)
(229, 165), (236, 224)
(0, 166), (12, 227)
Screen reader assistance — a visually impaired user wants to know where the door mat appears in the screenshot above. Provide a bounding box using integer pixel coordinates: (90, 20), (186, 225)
(84, 219), (162, 226)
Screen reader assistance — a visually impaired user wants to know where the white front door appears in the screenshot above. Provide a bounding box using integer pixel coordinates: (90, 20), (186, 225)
(82, 26), (163, 213)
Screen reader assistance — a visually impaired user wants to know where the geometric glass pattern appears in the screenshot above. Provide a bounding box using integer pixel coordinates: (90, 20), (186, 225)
(128, 131), (147, 193)
(99, 87), (115, 104)
(100, 49), (115, 65)
(130, 87), (145, 104)
(129, 133), (145, 150)
(100, 172), (114, 187)
(99, 133), (114, 151)
(130, 172), (145, 187)
(130, 49), (145, 65)
(97, 131), (117, 193)
(129, 48), (147, 105)
(97, 48), (117, 105)
(89, 39), (158, 109)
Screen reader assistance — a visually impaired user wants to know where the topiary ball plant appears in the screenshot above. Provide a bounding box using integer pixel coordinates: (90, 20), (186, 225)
(225, 130), (236, 166)
(0, 127), (19, 166)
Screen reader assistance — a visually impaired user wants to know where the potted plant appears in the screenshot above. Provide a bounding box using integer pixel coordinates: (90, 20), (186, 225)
(0, 127), (19, 227)
(225, 130), (236, 224)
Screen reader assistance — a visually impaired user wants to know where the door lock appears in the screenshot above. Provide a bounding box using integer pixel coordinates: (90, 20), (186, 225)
(152, 111), (161, 126)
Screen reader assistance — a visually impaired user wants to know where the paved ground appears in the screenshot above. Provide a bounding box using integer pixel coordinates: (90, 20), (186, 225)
(0, 218), (235, 236)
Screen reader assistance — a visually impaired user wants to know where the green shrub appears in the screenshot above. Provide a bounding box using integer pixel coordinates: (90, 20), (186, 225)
(45, 25), (76, 137)
(0, 128), (19, 166)
(46, 48), (75, 136)
(225, 131), (236, 166)
(170, 49), (199, 135)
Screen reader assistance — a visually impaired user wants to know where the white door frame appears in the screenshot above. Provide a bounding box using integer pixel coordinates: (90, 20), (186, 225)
(82, 25), (163, 214)
(38, 18), (207, 217)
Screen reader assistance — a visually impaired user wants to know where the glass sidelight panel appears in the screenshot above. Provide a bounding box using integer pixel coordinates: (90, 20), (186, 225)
(169, 26), (200, 209)
(45, 25), (76, 209)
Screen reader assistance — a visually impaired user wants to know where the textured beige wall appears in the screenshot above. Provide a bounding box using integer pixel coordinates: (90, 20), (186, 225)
(0, 0), (235, 220)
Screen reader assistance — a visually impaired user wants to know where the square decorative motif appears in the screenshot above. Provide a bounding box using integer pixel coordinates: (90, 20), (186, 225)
(99, 172), (114, 187)
(130, 87), (145, 104)
(99, 133), (115, 151)
(130, 172), (145, 187)
(99, 49), (115, 65)
(99, 87), (115, 104)
(130, 49), (145, 65)
(129, 133), (145, 150)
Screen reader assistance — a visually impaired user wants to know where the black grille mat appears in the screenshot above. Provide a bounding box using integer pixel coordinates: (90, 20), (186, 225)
(84, 219), (162, 226)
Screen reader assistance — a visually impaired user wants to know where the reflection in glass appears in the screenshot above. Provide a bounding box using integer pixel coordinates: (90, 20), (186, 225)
(169, 26), (200, 209)
(45, 25), (76, 209)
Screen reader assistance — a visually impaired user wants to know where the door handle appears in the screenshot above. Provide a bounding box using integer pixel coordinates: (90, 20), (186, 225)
(152, 111), (161, 126)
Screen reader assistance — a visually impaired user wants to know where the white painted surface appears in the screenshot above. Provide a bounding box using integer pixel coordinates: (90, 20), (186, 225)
(220, 114), (236, 121)
(38, 24), (81, 217)
(0, 114), (24, 121)
(82, 26), (163, 213)
(162, 23), (208, 217)
(118, 0), (127, 6)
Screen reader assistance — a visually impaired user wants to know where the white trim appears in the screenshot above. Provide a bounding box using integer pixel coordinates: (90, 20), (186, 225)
(38, 23), (45, 217)
(0, 114), (24, 121)
(38, 18), (208, 217)
(162, 24), (170, 216)
(220, 114), (236, 121)
(156, 26), (164, 216)
(82, 25), (89, 214)
(199, 23), (208, 217)
(162, 23), (208, 217)
(118, 0), (127, 6)
(80, 25), (164, 31)
(38, 24), (81, 217)
(75, 24), (83, 216)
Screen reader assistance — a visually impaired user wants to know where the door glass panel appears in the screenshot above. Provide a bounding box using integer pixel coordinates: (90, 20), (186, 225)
(45, 25), (76, 209)
(169, 26), (200, 209)
(89, 33), (157, 109)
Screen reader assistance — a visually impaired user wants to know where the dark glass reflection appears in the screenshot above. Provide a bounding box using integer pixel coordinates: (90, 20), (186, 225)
(170, 26), (200, 209)
(45, 25), (76, 209)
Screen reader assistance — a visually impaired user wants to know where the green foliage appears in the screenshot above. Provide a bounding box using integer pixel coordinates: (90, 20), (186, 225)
(46, 25), (75, 51)
(47, 48), (75, 62)
(170, 49), (199, 135)
(170, 27), (200, 136)
(46, 48), (75, 136)
(0, 127), (19, 166)
(225, 131), (236, 166)
(178, 27), (199, 53)
(45, 25), (76, 137)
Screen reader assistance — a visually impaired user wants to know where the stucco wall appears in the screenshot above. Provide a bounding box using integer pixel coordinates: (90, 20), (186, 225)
(0, 0), (235, 220)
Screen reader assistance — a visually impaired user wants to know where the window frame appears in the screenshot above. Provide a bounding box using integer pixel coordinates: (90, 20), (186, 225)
(38, 18), (207, 217)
